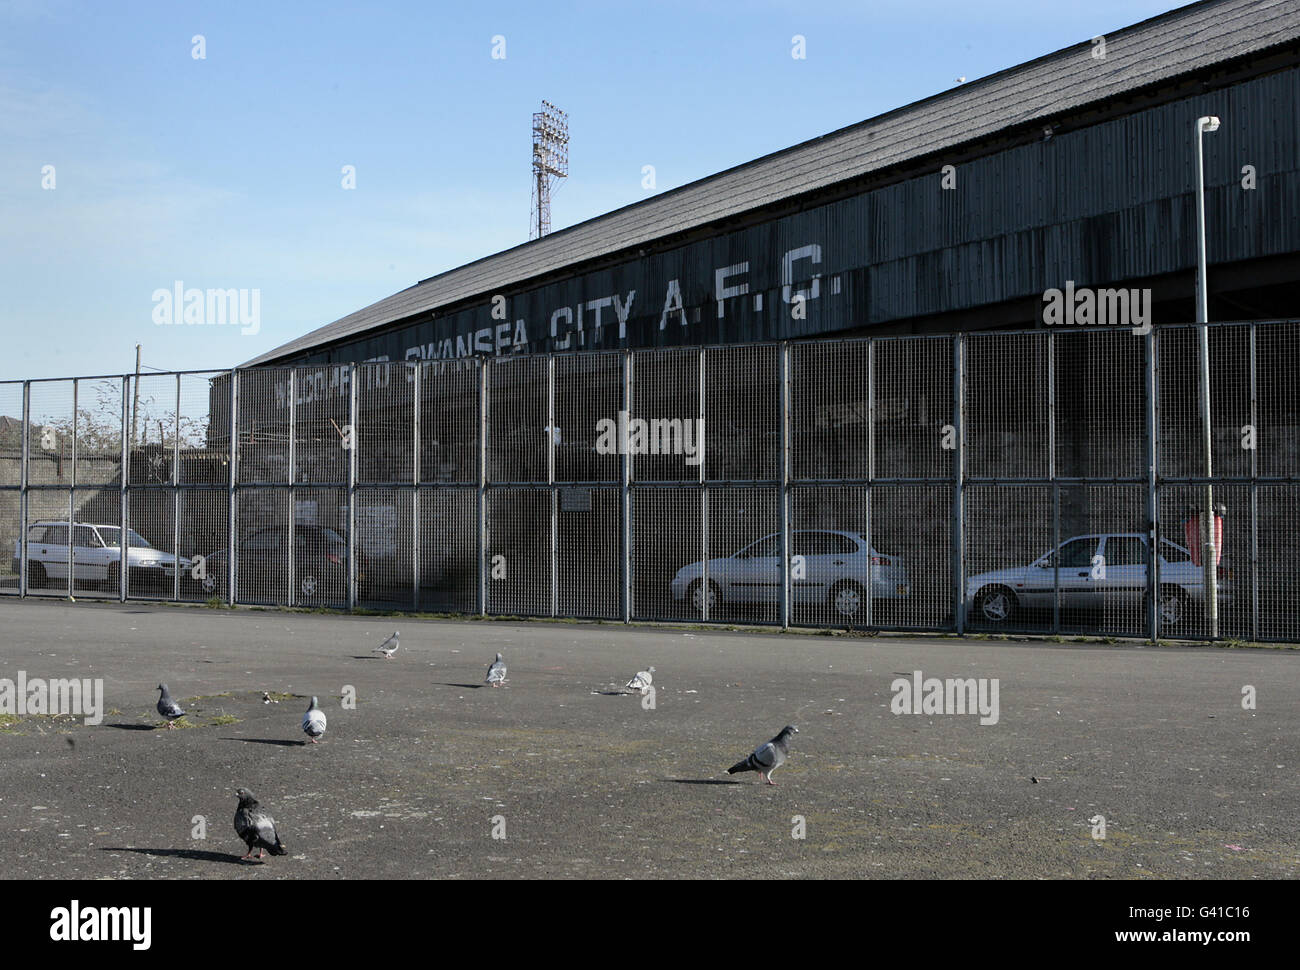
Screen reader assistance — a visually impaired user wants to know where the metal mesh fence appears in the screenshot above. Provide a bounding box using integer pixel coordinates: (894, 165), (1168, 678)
(1053, 330), (1146, 480)
(630, 486), (703, 622)
(485, 487), (551, 615)
(789, 341), (870, 481)
(417, 486), (478, 614)
(966, 332), (1050, 480)
(1, 324), (1297, 641)
(0, 381), (24, 595)
(874, 336), (954, 481)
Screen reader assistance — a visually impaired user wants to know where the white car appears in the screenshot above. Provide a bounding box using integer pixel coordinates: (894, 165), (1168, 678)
(965, 532), (1232, 630)
(12, 520), (191, 591)
(670, 529), (910, 620)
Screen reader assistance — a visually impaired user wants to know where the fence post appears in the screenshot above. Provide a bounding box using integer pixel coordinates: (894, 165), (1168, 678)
(1249, 324), (1259, 642)
(1145, 328), (1159, 641)
(866, 339), (875, 628)
(71, 377), (78, 598)
(172, 373), (181, 602)
(548, 356), (557, 618)
(347, 363), (358, 611)
(952, 335), (965, 635)
(1196, 326), (1219, 638)
(287, 370), (296, 609)
(622, 350), (632, 624)
(478, 358), (488, 617)
(1049, 331), (1060, 634)
(779, 342), (791, 631)
(412, 362), (421, 613)
(228, 369), (238, 607)
(19, 381), (29, 597)
(699, 347), (709, 623)
(118, 376), (127, 602)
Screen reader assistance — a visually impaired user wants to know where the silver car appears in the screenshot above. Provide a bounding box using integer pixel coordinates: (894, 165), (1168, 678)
(12, 520), (191, 591)
(966, 532), (1231, 630)
(670, 528), (910, 620)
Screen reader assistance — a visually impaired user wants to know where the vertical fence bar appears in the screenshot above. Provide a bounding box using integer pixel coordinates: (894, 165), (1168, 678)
(699, 347), (709, 623)
(1249, 324), (1259, 642)
(478, 359), (488, 616)
(866, 339), (875, 628)
(228, 370), (238, 607)
(952, 335), (965, 634)
(412, 362), (421, 613)
(1196, 326), (1219, 638)
(548, 355), (557, 618)
(621, 350), (632, 624)
(118, 376), (128, 602)
(1048, 331), (1060, 633)
(19, 381), (29, 597)
(1145, 328), (1158, 641)
(172, 373), (181, 601)
(70, 378), (78, 597)
(347, 363), (358, 611)
(778, 342), (791, 630)
(287, 370), (296, 609)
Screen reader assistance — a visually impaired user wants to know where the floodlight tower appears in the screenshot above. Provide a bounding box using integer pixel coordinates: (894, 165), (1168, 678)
(530, 100), (569, 240)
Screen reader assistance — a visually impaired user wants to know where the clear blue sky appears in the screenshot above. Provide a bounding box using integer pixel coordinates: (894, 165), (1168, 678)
(0, 0), (1188, 380)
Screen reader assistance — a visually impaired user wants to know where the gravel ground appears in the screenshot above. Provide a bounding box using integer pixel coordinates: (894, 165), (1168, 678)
(0, 598), (1296, 879)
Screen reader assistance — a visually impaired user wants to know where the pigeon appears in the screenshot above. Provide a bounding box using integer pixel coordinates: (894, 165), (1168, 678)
(233, 788), (288, 861)
(302, 696), (327, 744)
(156, 684), (187, 729)
(485, 652), (507, 687)
(373, 630), (399, 659)
(624, 666), (655, 695)
(727, 725), (799, 785)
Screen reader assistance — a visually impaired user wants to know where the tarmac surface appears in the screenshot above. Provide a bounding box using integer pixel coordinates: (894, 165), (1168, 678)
(0, 597), (1297, 879)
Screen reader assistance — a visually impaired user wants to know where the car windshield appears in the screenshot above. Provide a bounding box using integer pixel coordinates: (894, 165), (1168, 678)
(95, 527), (154, 549)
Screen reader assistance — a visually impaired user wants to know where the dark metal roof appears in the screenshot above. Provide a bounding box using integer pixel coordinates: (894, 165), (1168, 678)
(246, 0), (1300, 367)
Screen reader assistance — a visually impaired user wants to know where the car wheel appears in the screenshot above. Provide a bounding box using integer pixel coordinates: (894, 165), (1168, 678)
(974, 585), (1017, 624)
(28, 562), (46, 589)
(200, 570), (222, 596)
(1150, 586), (1188, 631)
(828, 580), (867, 620)
(687, 579), (720, 617)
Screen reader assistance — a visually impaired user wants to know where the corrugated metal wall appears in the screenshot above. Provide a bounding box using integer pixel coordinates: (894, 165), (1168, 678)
(292, 65), (1300, 366)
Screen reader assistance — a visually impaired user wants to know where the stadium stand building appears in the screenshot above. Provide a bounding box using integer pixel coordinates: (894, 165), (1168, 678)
(246, 0), (1300, 370)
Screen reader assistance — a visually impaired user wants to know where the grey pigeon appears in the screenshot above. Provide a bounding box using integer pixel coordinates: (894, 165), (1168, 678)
(373, 630), (399, 659)
(302, 696), (327, 743)
(233, 788), (288, 861)
(156, 684), (187, 729)
(727, 725), (799, 785)
(624, 666), (655, 695)
(485, 652), (507, 687)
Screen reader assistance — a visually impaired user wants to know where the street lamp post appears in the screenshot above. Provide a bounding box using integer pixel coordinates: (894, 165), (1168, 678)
(1195, 114), (1220, 638)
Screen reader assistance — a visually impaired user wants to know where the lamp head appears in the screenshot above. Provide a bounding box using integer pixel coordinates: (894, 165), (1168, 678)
(1197, 115), (1221, 133)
